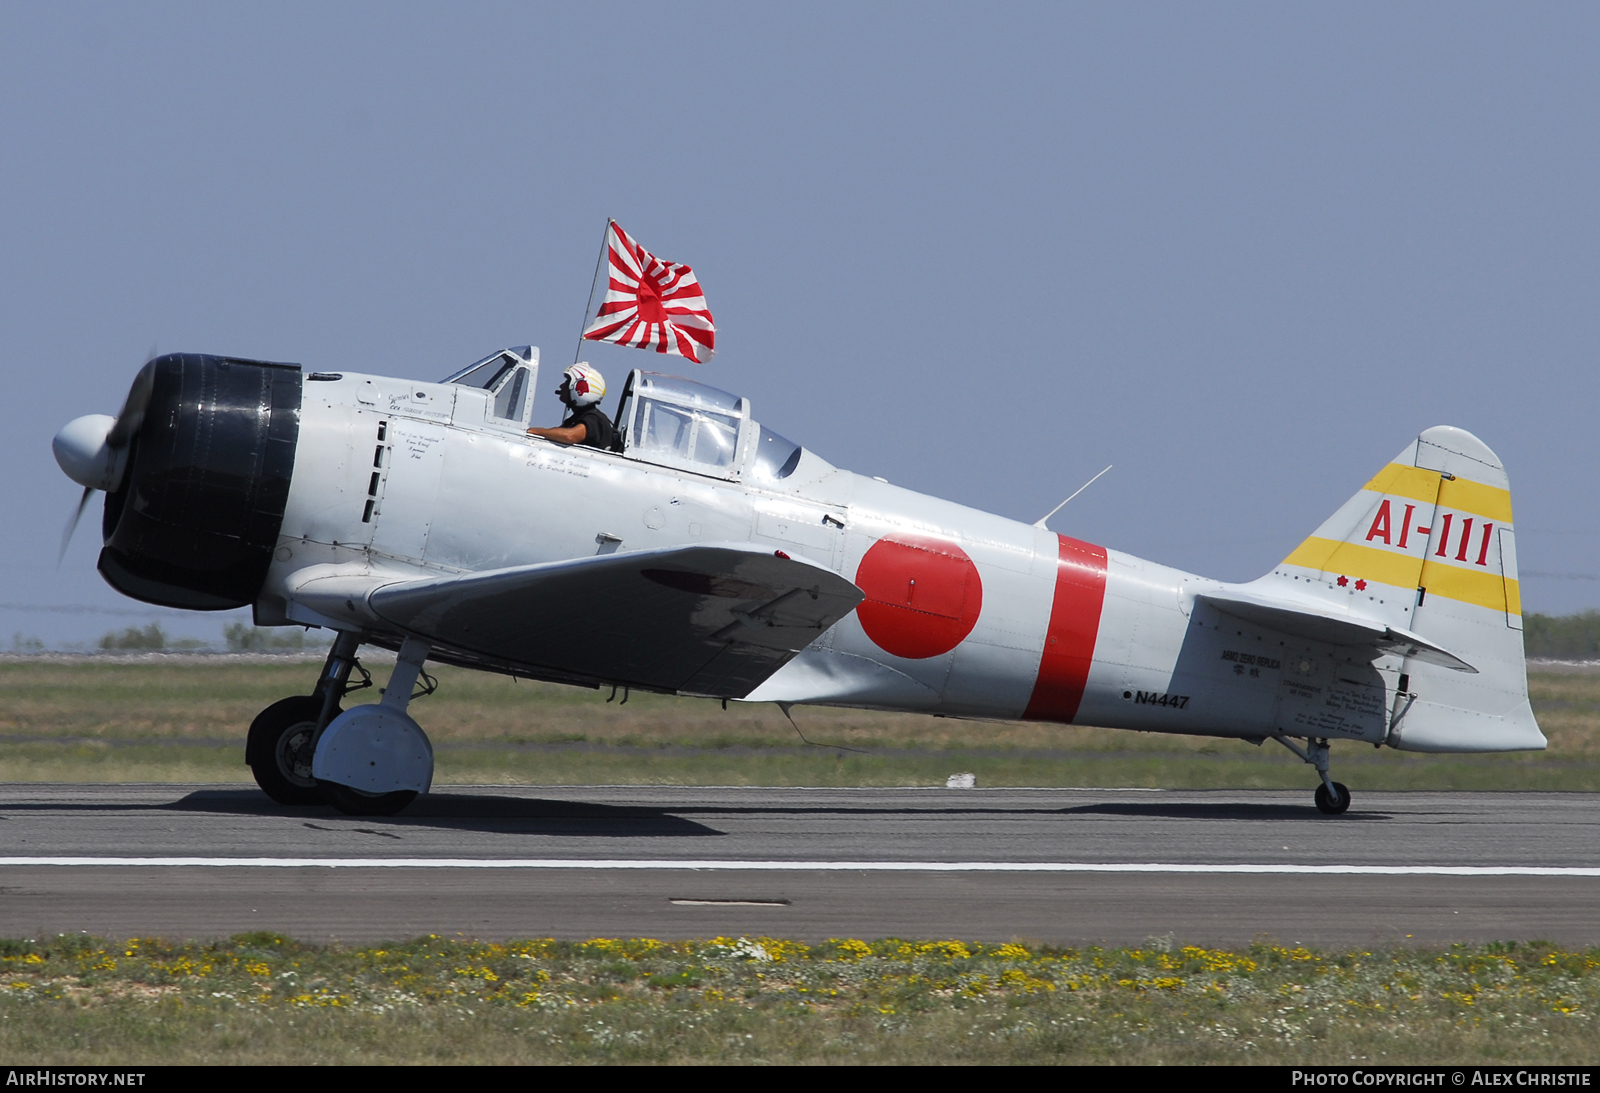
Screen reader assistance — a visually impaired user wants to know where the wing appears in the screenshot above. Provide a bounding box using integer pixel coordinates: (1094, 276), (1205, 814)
(1195, 588), (1476, 673)
(293, 544), (864, 698)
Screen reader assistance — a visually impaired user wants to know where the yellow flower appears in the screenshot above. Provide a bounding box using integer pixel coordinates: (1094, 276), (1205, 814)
(1000, 967), (1055, 993)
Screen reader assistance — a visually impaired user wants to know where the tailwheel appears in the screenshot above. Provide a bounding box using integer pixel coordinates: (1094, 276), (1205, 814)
(1314, 781), (1352, 815)
(247, 696), (340, 806)
(1273, 736), (1353, 816)
(318, 781), (417, 817)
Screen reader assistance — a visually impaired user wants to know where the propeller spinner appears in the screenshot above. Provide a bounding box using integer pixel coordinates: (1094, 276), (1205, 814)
(52, 361), (154, 560)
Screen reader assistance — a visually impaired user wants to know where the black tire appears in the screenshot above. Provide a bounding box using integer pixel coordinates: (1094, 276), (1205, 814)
(246, 696), (339, 806)
(1314, 781), (1352, 815)
(318, 780), (417, 817)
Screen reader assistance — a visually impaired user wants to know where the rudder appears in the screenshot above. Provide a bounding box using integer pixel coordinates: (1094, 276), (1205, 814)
(1266, 426), (1542, 752)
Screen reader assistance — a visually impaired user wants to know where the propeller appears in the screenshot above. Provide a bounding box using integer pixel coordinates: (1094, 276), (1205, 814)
(58, 486), (96, 565)
(104, 355), (155, 449)
(53, 351), (159, 564)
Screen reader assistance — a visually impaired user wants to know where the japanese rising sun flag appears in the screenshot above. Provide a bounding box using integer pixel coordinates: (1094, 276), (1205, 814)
(582, 220), (716, 363)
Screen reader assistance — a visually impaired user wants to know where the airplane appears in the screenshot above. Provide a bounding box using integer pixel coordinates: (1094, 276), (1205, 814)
(51, 346), (1543, 816)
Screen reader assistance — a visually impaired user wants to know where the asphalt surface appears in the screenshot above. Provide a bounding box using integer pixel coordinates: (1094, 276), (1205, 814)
(0, 784), (1595, 946)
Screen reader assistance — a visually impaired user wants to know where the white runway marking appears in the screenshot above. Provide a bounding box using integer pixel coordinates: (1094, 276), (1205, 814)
(0, 858), (1597, 877)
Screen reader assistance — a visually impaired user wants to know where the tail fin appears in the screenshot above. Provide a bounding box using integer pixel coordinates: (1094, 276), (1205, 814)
(1264, 426), (1542, 752)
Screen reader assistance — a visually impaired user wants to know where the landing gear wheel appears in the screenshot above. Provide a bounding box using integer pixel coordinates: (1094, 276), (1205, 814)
(317, 780), (417, 817)
(247, 696), (341, 806)
(1314, 781), (1352, 815)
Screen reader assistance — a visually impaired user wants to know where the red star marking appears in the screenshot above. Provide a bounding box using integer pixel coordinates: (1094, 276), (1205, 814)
(1354, 579), (1367, 591)
(1336, 575), (1349, 587)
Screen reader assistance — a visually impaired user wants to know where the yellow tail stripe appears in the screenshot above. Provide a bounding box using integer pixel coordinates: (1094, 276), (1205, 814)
(1423, 562), (1520, 616)
(1363, 463), (1445, 506)
(1282, 537), (1518, 614)
(1282, 538), (1425, 588)
(1437, 476), (1514, 524)
(1361, 463), (1513, 523)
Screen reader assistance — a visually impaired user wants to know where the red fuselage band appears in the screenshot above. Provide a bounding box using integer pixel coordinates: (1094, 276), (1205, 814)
(1022, 535), (1108, 724)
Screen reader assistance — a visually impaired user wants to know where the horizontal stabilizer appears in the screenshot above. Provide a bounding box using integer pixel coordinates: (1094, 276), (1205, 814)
(1195, 588), (1476, 673)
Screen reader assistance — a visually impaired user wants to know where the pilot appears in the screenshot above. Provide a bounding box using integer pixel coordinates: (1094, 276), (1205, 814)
(526, 363), (618, 450)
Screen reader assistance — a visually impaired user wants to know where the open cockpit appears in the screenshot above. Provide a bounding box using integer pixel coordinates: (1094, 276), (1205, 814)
(443, 347), (809, 484)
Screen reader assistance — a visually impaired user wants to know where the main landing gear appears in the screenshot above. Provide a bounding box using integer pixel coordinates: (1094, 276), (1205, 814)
(1272, 735), (1352, 815)
(245, 632), (436, 816)
(245, 695), (338, 806)
(246, 632), (367, 806)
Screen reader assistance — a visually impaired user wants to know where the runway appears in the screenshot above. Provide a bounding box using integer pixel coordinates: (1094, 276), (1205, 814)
(0, 784), (1596, 946)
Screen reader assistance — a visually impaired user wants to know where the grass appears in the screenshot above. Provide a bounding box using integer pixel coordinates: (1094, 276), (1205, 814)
(0, 933), (1593, 1064)
(1525, 611), (1600, 659)
(2, 663), (1595, 1065)
(0, 658), (1598, 789)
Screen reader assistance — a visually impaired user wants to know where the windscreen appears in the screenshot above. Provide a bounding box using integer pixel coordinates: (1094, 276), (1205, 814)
(492, 367), (528, 420)
(444, 353), (516, 390)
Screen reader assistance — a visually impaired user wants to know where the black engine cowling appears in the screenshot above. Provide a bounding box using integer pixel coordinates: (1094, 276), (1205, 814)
(99, 353), (302, 610)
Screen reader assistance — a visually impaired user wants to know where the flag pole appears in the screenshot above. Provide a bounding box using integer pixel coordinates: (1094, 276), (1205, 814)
(574, 218), (611, 364)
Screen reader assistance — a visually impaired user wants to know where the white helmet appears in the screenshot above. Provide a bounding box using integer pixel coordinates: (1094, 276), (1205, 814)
(562, 363), (606, 408)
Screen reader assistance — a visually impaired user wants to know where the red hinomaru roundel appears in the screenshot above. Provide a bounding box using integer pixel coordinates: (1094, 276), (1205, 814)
(853, 536), (982, 659)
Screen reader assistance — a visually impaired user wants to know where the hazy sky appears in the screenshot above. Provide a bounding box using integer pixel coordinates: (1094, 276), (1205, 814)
(4, 2), (1598, 646)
